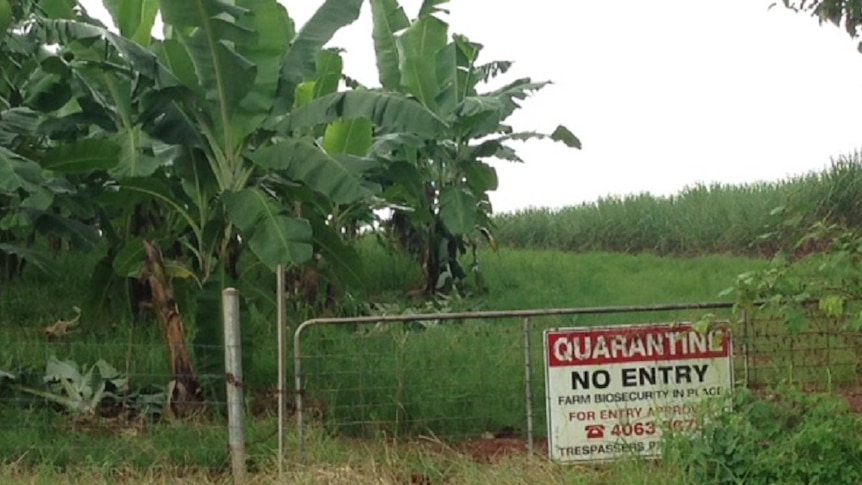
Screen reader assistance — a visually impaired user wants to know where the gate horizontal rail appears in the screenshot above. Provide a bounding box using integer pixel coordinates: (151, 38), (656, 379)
(295, 300), (735, 330)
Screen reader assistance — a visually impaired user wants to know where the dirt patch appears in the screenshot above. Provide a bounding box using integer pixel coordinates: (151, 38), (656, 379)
(839, 388), (862, 413)
(456, 436), (547, 463)
(333, 433), (551, 465)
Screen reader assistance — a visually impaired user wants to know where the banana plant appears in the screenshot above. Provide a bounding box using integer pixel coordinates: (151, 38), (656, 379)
(0, 0), (102, 281)
(0, 0), (171, 316)
(369, 0), (580, 294)
(29, 0), (445, 411)
(0, 146), (67, 278)
(120, 0), (441, 278)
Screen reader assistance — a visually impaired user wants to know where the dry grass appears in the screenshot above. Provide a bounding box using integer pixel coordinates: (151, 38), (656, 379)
(0, 429), (690, 485)
(0, 456), (685, 485)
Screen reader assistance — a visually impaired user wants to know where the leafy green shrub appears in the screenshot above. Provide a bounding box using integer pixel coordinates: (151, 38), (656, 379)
(665, 388), (862, 485)
(4, 357), (164, 418)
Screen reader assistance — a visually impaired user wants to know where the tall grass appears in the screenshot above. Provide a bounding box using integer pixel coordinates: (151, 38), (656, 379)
(494, 152), (862, 255)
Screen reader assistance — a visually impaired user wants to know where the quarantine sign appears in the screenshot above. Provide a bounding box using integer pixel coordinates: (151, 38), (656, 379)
(543, 323), (732, 463)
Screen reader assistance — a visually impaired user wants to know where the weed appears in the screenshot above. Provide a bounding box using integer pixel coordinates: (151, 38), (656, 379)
(665, 388), (862, 485)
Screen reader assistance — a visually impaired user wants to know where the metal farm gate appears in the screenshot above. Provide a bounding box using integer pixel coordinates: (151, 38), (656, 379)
(272, 295), (862, 471)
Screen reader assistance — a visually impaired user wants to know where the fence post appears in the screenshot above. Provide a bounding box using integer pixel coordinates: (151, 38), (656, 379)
(523, 317), (535, 454)
(741, 308), (749, 385)
(276, 265), (286, 478)
(223, 288), (246, 485)
(294, 324), (305, 462)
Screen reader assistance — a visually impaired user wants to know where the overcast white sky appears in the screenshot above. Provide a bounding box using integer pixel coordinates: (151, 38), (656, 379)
(80, 0), (862, 213)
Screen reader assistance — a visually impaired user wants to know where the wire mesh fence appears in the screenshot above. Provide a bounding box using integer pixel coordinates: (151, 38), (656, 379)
(297, 316), (527, 440)
(291, 302), (862, 456)
(290, 304), (734, 450)
(0, 335), (254, 472)
(3, 299), (861, 472)
(744, 312), (862, 391)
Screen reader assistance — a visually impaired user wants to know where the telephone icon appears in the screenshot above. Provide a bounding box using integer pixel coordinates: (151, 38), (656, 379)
(585, 424), (605, 439)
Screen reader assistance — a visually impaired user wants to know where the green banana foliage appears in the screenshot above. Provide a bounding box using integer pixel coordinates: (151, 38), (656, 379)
(368, 0), (580, 293)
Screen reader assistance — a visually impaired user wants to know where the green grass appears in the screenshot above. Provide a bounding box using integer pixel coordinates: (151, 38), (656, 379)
(479, 249), (761, 311)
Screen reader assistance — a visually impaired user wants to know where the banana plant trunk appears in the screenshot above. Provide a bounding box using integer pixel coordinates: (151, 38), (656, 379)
(423, 222), (441, 294)
(143, 240), (204, 417)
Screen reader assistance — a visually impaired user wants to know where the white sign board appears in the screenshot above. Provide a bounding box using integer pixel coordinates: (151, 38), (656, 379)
(543, 323), (733, 463)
